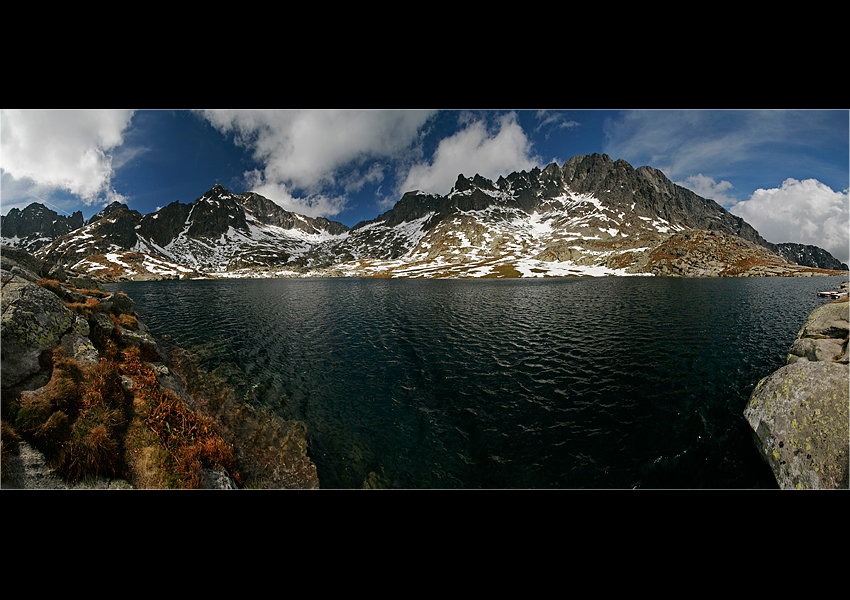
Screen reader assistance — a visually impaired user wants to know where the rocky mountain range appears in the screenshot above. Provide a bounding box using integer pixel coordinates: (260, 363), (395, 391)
(3, 153), (847, 280)
(0, 203), (84, 253)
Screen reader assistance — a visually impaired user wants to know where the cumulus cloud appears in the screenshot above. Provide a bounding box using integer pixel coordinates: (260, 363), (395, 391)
(729, 178), (849, 264)
(676, 173), (738, 207)
(199, 109), (436, 216)
(399, 111), (539, 195)
(242, 168), (349, 218)
(1, 109), (135, 205)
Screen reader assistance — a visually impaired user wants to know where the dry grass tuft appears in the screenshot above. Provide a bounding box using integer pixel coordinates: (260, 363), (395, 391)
(7, 342), (242, 488)
(11, 347), (130, 482)
(63, 297), (102, 317)
(120, 346), (240, 488)
(119, 314), (139, 330)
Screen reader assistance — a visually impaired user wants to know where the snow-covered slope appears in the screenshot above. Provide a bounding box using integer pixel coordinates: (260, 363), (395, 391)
(288, 155), (846, 279)
(70, 250), (207, 280)
(26, 155), (849, 280)
(34, 185), (350, 279)
(320, 186), (685, 278)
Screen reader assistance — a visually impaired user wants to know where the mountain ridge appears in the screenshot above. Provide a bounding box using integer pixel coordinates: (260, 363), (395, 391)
(4, 153), (847, 279)
(1, 203), (84, 253)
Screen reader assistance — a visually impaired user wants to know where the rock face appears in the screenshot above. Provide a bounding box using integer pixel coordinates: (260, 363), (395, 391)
(1, 203), (84, 253)
(1, 272), (76, 394)
(744, 293), (849, 489)
(772, 243), (849, 272)
(1, 245), (319, 489)
(1, 246), (75, 394)
(643, 230), (843, 278)
(786, 299), (850, 364)
(7, 155), (847, 280)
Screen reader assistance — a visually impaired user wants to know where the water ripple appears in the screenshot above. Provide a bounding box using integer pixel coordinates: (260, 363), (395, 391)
(107, 275), (846, 489)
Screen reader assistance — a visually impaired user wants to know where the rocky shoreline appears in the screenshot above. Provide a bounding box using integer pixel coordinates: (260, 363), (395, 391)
(5, 241), (848, 490)
(1, 245), (318, 489)
(744, 281), (849, 489)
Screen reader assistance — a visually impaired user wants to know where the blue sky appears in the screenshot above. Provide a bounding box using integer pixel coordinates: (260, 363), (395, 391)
(2, 109), (848, 263)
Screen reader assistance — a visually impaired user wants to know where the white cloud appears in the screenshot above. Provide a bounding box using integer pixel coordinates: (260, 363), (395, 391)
(199, 109), (436, 216)
(676, 173), (738, 207)
(1, 109), (135, 205)
(399, 111), (539, 195)
(199, 110), (545, 217)
(243, 169), (348, 218)
(534, 110), (580, 133)
(604, 110), (754, 179)
(729, 178), (849, 265)
(603, 109), (846, 181)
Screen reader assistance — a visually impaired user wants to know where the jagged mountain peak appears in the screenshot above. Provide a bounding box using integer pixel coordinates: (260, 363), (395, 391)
(201, 183), (236, 200)
(1, 202), (84, 253)
(453, 173), (498, 194)
(87, 200), (132, 225)
(17, 155), (849, 280)
(301, 153), (848, 278)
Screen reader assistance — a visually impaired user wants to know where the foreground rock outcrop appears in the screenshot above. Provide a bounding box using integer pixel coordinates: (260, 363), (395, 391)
(744, 287), (849, 489)
(1, 245), (318, 489)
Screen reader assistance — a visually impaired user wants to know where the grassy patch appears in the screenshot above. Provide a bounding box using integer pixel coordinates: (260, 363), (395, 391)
(12, 347), (130, 482)
(64, 297), (102, 317)
(38, 278), (110, 298)
(118, 313), (139, 330)
(482, 265), (522, 278)
(4, 342), (240, 488)
(119, 346), (240, 488)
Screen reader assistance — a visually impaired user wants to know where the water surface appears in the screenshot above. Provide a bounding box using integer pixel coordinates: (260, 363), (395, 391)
(106, 275), (846, 488)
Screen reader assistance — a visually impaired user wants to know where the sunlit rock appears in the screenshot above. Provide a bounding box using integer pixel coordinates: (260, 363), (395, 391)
(744, 297), (849, 489)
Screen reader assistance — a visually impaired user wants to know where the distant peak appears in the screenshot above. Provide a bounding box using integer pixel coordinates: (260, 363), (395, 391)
(452, 173), (496, 193)
(207, 183), (232, 195)
(453, 174), (472, 192)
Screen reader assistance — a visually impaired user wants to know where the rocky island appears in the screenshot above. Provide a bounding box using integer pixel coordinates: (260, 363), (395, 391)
(744, 282), (849, 489)
(1, 245), (318, 489)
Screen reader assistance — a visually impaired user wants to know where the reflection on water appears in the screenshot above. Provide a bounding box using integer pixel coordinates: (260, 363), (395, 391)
(106, 275), (845, 488)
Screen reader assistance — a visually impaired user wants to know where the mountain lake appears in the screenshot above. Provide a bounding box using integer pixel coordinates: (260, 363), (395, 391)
(104, 274), (848, 489)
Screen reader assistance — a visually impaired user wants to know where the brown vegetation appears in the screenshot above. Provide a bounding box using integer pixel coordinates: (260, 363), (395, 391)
(12, 347), (130, 482)
(4, 279), (242, 488)
(6, 342), (241, 488)
(38, 277), (110, 298)
(119, 346), (240, 488)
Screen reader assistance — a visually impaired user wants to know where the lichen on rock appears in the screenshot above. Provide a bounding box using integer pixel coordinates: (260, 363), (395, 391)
(2, 280), (76, 393)
(744, 360), (848, 489)
(2, 245), (320, 489)
(744, 293), (849, 489)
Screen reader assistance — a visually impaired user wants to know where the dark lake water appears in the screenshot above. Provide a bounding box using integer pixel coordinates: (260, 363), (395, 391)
(104, 275), (847, 489)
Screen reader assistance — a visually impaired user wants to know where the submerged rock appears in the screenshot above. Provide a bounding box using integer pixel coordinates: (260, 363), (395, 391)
(744, 299), (849, 489)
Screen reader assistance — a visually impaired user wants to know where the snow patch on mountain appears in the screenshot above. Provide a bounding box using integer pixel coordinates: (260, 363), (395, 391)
(20, 157), (848, 280)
